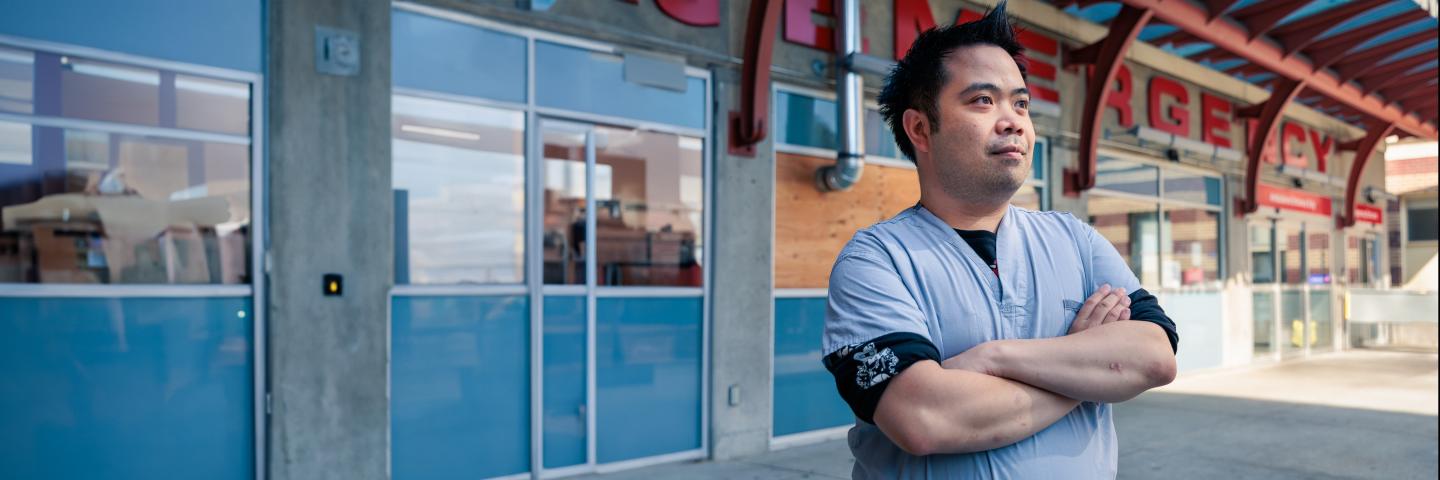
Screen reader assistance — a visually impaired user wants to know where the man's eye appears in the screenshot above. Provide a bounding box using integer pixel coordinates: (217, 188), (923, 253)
(975, 96), (994, 105)
(1016, 100), (1030, 109)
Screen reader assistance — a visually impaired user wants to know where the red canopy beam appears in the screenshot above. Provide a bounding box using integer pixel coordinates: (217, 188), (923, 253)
(1118, 0), (1438, 139)
(1337, 122), (1394, 229)
(1402, 95), (1440, 112)
(1235, 79), (1306, 216)
(728, 0), (782, 156)
(1148, 29), (1198, 47)
(1063, 4), (1153, 197)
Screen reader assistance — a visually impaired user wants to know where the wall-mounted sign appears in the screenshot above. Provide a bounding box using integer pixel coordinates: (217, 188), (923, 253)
(1355, 204), (1384, 224)
(1256, 183), (1333, 217)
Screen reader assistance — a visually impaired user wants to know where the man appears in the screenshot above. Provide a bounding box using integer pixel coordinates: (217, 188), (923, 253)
(822, 3), (1180, 478)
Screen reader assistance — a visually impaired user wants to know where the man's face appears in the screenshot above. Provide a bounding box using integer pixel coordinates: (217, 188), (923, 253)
(908, 44), (1035, 205)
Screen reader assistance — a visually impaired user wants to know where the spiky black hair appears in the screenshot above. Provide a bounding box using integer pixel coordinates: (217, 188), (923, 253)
(878, 1), (1026, 161)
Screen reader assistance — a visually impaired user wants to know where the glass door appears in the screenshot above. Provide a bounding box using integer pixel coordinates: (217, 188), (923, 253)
(1276, 219), (1308, 359)
(538, 117), (707, 472)
(1307, 227), (1335, 353)
(1250, 222), (1278, 359)
(539, 119), (594, 473)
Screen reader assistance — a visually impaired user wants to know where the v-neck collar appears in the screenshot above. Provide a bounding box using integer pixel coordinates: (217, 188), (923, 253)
(913, 203), (1028, 308)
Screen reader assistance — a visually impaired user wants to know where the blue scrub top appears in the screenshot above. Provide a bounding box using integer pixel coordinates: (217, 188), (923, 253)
(824, 204), (1144, 479)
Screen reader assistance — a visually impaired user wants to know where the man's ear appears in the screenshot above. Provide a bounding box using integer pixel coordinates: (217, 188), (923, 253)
(903, 109), (931, 156)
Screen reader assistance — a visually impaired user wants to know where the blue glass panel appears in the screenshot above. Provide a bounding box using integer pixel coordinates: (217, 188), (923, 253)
(0, 296), (253, 479)
(596, 296), (702, 463)
(1032, 139), (1047, 181)
(776, 91), (838, 150)
(864, 108), (901, 159)
(543, 296), (586, 469)
(536, 42), (704, 130)
(1095, 156), (1159, 197)
(0, 0), (261, 72)
(774, 297), (852, 436)
(392, 295), (529, 479)
(392, 10), (527, 103)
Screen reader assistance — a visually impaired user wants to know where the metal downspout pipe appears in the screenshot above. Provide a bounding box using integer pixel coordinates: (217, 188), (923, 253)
(817, 0), (865, 191)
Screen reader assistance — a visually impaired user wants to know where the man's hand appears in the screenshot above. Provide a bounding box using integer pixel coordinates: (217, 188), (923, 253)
(1067, 284), (1130, 335)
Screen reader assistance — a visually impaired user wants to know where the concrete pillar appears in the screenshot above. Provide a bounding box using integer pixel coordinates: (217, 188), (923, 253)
(265, 1), (391, 478)
(708, 66), (777, 459)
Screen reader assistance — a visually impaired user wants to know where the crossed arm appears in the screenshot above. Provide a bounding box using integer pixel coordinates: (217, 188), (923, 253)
(872, 286), (1177, 456)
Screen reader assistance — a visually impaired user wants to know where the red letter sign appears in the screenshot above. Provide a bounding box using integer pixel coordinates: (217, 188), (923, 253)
(1148, 75), (1189, 137)
(1200, 92), (1232, 149)
(657, 0), (720, 27)
(1107, 64), (1135, 128)
(1308, 129), (1333, 173)
(895, 0), (937, 59)
(1281, 122), (1308, 168)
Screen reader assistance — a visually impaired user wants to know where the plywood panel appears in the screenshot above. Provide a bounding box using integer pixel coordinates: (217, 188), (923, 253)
(775, 152), (920, 289)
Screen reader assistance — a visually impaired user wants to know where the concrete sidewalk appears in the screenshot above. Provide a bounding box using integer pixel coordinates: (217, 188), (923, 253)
(579, 349), (1439, 479)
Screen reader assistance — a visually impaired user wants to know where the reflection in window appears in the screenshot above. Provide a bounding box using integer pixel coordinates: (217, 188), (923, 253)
(0, 45), (34, 114)
(1407, 205), (1438, 242)
(60, 57), (161, 127)
(1345, 235), (1370, 285)
(593, 127), (704, 287)
(0, 120), (31, 166)
(392, 95), (525, 285)
(1162, 171), (1222, 207)
(1094, 156), (1159, 197)
(1, 127), (251, 284)
(1088, 194), (1160, 287)
(542, 123), (590, 285)
(1250, 224), (1275, 284)
(1162, 206), (1219, 288)
(864, 108), (900, 159)
(775, 91), (836, 150)
(540, 123), (704, 287)
(1279, 225), (1303, 285)
(1307, 231), (1330, 284)
(176, 75), (251, 135)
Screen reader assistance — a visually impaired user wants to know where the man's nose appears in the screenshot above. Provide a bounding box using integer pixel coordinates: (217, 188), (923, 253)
(996, 109), (1025, 136)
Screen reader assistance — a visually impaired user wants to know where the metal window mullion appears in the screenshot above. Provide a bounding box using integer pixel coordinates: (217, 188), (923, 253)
(699, 70), (713, 459)
(0, 112), (252, 145)
(532, 106), (705, 139)
(0, 33), (259, 83)
(249, 77), (267, 480)
(526, 33), (545, 480)
(583, 130), (599, 470)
